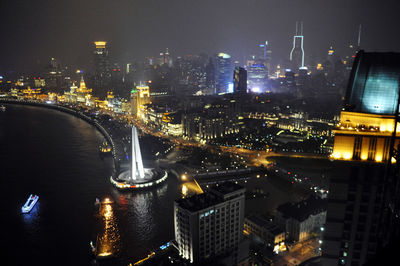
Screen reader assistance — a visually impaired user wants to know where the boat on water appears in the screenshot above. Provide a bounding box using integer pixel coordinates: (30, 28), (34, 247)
(0, 105), (5, 111)
(99, 142), (112, 154)
(21, 194), (39, 213)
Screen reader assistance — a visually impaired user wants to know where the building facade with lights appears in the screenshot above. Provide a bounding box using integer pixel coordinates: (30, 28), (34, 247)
(244, 214), (285, 253)
(247, 64), (268, 93)
(275, 196), (327, 242)
(322, 51), (400, 266)
(174, 182), (245, 263)
(233, 66), (247, 94)
(216, 53), (232, 94)
(332, 51), (400, 163)
(130, 85), (151, 119)
(93, 41), (111, 97)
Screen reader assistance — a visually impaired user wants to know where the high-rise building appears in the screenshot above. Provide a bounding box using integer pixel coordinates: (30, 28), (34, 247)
(174, 182), (245, 263)
(322, 161), (385, 266)
(130, 88), (138, 118)
(332, 51), (400, 162)
(258, 41), (272, 72)
(131, 85), (151, 119)
(322, 50), (400, 266)
(233, 66), (247, 94)
(44, 57), (65, 92)
(216, 53), (232, 94)
(93, 41), (111, 97)
(247, 64), (268, 93)
(289, 22), (305, 71)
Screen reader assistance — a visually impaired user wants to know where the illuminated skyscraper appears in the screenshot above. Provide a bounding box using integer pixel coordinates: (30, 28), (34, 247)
(332, 51), (400, 162)
(93, 41), (111, 97)
(216, 53), (232, 94)
(233, 67), (247, 94)
(258, 41), (272, 71)
(289, 22), (305, 71)
(247, 64), (268, 93)
(174, 182), (245, 264)
(130, 88), (138, 118)
(44, 57), (66, 92)
(322, 51), (400, 266)
(131, 85), (151, 118)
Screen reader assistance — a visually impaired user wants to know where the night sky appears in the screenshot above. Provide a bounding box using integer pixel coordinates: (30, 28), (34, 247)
(1, 0), (400, 73)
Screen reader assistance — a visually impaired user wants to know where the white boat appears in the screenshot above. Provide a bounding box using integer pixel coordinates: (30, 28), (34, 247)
(0, 105), (5, 111)
(21, 194), (39, 213)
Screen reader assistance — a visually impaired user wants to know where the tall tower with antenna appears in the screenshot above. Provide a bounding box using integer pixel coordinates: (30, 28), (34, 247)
(289, 21), (305, 71)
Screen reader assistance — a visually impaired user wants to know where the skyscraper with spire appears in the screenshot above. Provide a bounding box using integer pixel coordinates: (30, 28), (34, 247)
(289, 21), (305, 72)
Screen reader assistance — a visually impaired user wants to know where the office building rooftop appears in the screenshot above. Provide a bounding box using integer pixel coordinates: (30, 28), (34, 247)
(277, 196), (327, 222)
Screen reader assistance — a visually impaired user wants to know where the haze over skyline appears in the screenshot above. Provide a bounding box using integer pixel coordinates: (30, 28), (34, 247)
(1, 0), (399, 73)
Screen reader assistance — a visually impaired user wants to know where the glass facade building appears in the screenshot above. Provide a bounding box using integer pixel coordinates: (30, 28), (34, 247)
(216, 53), (232, 94)
(345, 51), (400, 115)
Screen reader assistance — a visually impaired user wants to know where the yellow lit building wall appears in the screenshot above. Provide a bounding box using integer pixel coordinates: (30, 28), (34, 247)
(375, 138), (385, 162)
(360, 137), (370, 160)
(136, 86), (151, 118)
(332, 135), (354, 160)
(338, 111), (400, 134)
(94, 41), (107, 48)
(333, 110), (400, 163)
(333, 134), (400, 163)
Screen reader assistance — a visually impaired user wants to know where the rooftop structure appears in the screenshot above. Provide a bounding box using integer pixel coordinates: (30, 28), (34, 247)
(344, 51), (400, 115)
(275, 196), (327, 242)
(244, 214), (285, 253)
(94, 41), (107, 48)
(277, 196), (327, 222)
(332, 50), (400, 162)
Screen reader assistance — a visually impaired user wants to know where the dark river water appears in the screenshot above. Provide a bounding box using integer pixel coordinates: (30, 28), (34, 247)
(0, 104), (182, 266)
(0, 104), (304, 266)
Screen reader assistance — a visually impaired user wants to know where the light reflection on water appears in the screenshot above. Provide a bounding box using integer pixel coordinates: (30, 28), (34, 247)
(124, 183), (169, 243)
(97, 199), (121, 257)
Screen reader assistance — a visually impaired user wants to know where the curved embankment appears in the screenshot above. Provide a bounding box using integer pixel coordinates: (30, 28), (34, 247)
(0, 99), (118, 170)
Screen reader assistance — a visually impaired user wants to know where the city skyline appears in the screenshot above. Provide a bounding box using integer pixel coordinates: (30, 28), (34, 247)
(2, 1), (400, 265)
(1, 0), (400, 73)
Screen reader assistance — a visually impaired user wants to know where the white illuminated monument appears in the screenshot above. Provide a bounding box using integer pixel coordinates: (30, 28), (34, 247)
(114, 126), (168, 189)
(131, 126), (145, 180)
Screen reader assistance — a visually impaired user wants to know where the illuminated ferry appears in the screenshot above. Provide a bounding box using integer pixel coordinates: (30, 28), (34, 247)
(21, 194), (39, 213)
(99, 142), (112, 153)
